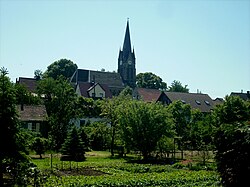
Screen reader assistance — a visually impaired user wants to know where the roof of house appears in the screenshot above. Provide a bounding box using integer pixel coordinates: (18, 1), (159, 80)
(134, 88), (163, 102)
(71, 69), (124, 89)
(165, 92), (215, 113)
(78, 82), (112, 98)
(17, 105), (47, 121)
(230, 92), (250, 101)
(213, 98), (224, 106)
(16, 77), (37, 92)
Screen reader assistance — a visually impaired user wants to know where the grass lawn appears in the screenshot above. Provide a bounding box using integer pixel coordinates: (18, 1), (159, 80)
(32, 151), (221, 186)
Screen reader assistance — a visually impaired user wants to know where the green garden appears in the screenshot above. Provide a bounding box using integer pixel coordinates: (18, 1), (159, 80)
(32, 151), (220, 187)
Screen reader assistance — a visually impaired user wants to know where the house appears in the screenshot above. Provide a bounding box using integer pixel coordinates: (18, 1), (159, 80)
(17, 105), (48, 137)
(133, 88), (169, 103)
(230, 91), (250, 101)
(164, 92), (215, 113)
(76, 82), (112, 99)
(133, 88), (216, 113)
(16, 77), (38, 94)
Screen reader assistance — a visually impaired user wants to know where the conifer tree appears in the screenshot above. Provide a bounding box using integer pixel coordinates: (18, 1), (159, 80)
(60, 126), (86, 162)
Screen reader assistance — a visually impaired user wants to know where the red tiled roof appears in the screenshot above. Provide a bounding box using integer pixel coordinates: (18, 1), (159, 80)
(17, 77), (37, 93)
(136, 88), (162, 102)
(17, 105), (47, 121)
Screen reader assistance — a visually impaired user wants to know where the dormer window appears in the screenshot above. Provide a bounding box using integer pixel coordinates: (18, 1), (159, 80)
(204, 100), (210, 105)
(195, 100), (201, 105)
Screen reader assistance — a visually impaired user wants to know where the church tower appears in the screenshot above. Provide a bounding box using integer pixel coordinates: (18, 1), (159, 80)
(118, 20), (136, 88)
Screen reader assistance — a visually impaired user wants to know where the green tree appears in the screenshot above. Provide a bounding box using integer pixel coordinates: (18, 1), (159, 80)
(14, 83), (41, 105)
(136, 72), (167, 90)
(37, 77), (78, 150)
(83, 122), (111, 151)
(43, 59), (77, 80)
(101, 97), (124, 156)
(119, 86), (133, 97)
(34, 69), (43, 80)
(168, 100), (191, 148)
(213, 96), (250, 186)
(0, 67), (19, 185)
(168, 80), (189, 93)
(61, 126), (86, 162)
(32, 137), (48, 159)
(118, 100), (173, 160)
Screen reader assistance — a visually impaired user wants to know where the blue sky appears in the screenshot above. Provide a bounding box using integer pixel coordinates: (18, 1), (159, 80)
(1, 0), (249, 99)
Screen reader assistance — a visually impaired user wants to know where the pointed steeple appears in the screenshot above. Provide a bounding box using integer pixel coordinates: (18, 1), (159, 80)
(122, 19), (132, 60)
(118, 19), (136, 88)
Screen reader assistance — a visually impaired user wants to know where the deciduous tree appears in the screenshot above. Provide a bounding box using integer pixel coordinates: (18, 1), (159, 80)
(168, 80), (189, 93)
(136, 72), (167, 90)
(43, 59), (77, 80)
(118, 100), (173, 160)
(213, 96), (250, 186)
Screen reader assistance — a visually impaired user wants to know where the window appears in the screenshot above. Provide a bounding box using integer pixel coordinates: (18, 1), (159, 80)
(100, 93), (104, 98)
(92, 93), (96, 98)
(28, 123), (32, 130)
(181, 100), (186, 104)
(204, 100), (210, 105)
(195, 100), (201, 105)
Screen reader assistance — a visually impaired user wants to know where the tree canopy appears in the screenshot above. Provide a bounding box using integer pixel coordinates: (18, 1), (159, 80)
(136, 72), (167, 90)
(213, 96), (250, 186)
(118, 100), (173, 160)
(168, 80), (189, 93)
(43, 59), (77, 80)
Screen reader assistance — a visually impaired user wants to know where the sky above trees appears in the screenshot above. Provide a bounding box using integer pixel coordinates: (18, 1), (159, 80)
(0, 0), (249, 99)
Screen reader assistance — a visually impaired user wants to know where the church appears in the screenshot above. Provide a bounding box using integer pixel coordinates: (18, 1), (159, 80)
(70, 20), (136, 98)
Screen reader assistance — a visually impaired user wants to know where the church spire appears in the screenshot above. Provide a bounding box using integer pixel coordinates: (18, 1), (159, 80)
(122, 19), (132, 60)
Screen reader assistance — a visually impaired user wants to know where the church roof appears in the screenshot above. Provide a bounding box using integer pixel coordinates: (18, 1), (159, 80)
(71, 69), (124, 88)
(122, 20), (132, 59)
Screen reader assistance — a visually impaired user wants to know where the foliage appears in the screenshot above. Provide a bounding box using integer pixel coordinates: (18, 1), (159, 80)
(61, 126), (86, 162)
(118, 100), (173, 160)
(37, 77), (78, 150)
(32, 137), (48, 159)
(34, 152), (219, 187)
(136, 72), (167, 90)
(0, 67), (20, 185)
(14, 83), (41, 105)
(168, 80), (189, 93)
(119, 86), (133, 97)
(0, 67), (36, 186)
(76, 97), (102, 118)
(34, 69), (43, 80)
(168, 100), (191, 148)
(43, 58), (77, 80)
(83, 122), (111, 151)
(213, 96), (250, 186)
(101, 97), (126, 156)
(16, 128), (40, 155)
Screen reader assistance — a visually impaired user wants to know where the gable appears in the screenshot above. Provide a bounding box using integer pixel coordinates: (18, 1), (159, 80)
(88, 83), (105, 98)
